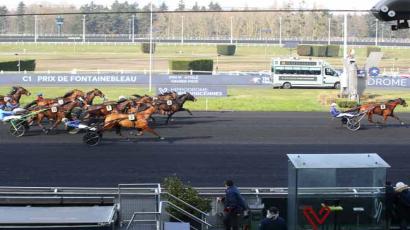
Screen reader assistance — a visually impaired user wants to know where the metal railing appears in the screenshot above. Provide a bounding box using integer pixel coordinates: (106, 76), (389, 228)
(163, 192), (210, 230)
(3, 33), (410, 43)
(126, 201), (212, 230)
(0, 185), (387, 230)
(0, 186), (385, 197)
(118, 183), (211, 230)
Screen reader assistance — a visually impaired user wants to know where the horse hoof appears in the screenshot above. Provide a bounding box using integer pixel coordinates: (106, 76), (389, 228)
(159, 137), (165, 140)
(401, 122), (405, 126)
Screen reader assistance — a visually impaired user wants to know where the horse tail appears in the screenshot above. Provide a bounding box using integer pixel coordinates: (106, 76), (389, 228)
(24, 100), (37, 109)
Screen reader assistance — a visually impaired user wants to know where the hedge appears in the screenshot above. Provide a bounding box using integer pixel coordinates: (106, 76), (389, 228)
(141, 43), (156, 54)
(367, 46), (381, 57)
(311, 45), (328, 57)
(296, 45), (340, 57)
(0, 60), (36, 71)
(217, 45), (236, 56)
(326, 45), (340, 57)
(336, 100), (359, 108)
(297, 45), (312, 56)
(169, 59), (213, 75)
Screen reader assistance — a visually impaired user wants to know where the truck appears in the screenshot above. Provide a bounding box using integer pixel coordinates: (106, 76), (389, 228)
(271, 58), (340, 89)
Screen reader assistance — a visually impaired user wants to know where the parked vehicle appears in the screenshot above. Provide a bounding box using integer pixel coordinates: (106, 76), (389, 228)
(271, 58), (340, 89)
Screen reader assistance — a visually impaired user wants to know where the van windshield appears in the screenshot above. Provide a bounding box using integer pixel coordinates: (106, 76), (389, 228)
(325, 68), (338, 76)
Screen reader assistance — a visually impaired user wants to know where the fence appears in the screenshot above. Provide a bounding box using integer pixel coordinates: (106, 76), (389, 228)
(0, 185), (390, 230)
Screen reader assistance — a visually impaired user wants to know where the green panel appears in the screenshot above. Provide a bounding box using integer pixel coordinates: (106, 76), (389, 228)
(141, 43), (156, 54)
(311, 46), (327, 57)
(326, 45), (340, 57)
(217, 45), (236, 56)
(169, 59), (213, 75)
(297, 45), (312, 56)
(0, 60), (36, 71)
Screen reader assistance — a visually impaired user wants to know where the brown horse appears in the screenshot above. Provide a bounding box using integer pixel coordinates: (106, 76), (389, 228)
(0, 86), (31, 106)
(156, 91), (178, 100)
(359, 98), (408, 125)
(156, 92), (197, 124)
(133, 92), (178, 101)
(34, 98), (89, 133)
(84, 89), (106, 105)
(102, 102), (164, 139)
(85, 98), (136, 119)
(24, 89), (85, 109)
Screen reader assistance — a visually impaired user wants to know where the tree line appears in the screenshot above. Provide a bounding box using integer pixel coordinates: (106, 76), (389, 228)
(0, 0), (409, 39)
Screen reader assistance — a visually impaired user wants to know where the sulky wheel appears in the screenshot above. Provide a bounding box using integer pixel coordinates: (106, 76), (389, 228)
(9, 123), (26, 137)
(83, 130), (102, 146)
(347, 120), (361, 131)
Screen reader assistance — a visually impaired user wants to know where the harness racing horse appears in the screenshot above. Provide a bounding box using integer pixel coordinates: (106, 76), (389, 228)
(33, 98), (89, 133)
(84, 89), (106, 105)
(102, 102), (164, 139)
(156, 92), (197, 124)
(359, 98), (408, 125)
(157, 91), (178, 100)
(0, 86), (31, 107)
(85, 98), (136, 120)
(24, 89), (85, 109)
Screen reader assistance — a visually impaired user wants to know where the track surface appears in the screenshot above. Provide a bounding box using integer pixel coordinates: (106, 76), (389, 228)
(0, 111), (409, 187)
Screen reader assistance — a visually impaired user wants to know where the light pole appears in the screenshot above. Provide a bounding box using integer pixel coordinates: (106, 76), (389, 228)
(82, 15), (86, 43)
(181, 15), (184, 44)
(216, 54), (220, 73)
(230, 16), (233, 44)
(375, 19), (378, 46)
(34, 15), (38, 43)
(15, 53), (20, 72)
(149, 1), (153, 92)
(279, 17), (282, 45)
(261, 29), (272, 69)
(343, 13), (348, 58)
(132, 14), (135, 43)
(128, 19), (132, 39)
(328, 17), (331, 45)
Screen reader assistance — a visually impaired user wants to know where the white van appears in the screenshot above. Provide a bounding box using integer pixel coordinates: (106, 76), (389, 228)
(271, 58), (340, 89)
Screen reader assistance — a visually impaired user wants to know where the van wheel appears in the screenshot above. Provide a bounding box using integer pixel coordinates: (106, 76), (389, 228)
(334, 82), (341, 89)
(282, 82), (292, 89)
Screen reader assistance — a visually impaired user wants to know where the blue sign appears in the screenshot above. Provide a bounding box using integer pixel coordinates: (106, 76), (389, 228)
(369, 67), (380, 77)
(156, 86), (227, 97)
(3, 72), (410, 90)
(0, 73), (272, 86)
(367, 76), (409, 88)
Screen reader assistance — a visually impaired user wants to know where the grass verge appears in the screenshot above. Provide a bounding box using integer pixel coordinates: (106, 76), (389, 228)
(1, 86), (410, 112)
(0, 44), (409, 71)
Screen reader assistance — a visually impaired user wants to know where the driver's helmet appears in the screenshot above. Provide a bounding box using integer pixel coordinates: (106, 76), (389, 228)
(118, 96), (127, 101)
(3, 97), (11, 102)
(330, 103), (337, 107)
(62, 118), (69, 123)
(37, 93), (43, 97)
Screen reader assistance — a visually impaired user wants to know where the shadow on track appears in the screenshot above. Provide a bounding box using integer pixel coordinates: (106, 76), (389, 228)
(101, 135), (213, 145)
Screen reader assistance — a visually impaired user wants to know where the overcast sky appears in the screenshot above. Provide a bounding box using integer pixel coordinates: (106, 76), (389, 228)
(2, 0), (380, 10)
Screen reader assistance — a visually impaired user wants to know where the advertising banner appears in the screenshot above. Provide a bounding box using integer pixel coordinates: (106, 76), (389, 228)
(156, 85), (227, 97)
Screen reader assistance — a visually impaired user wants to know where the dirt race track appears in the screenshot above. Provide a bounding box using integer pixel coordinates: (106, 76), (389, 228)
(0, 111), (409, 187)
